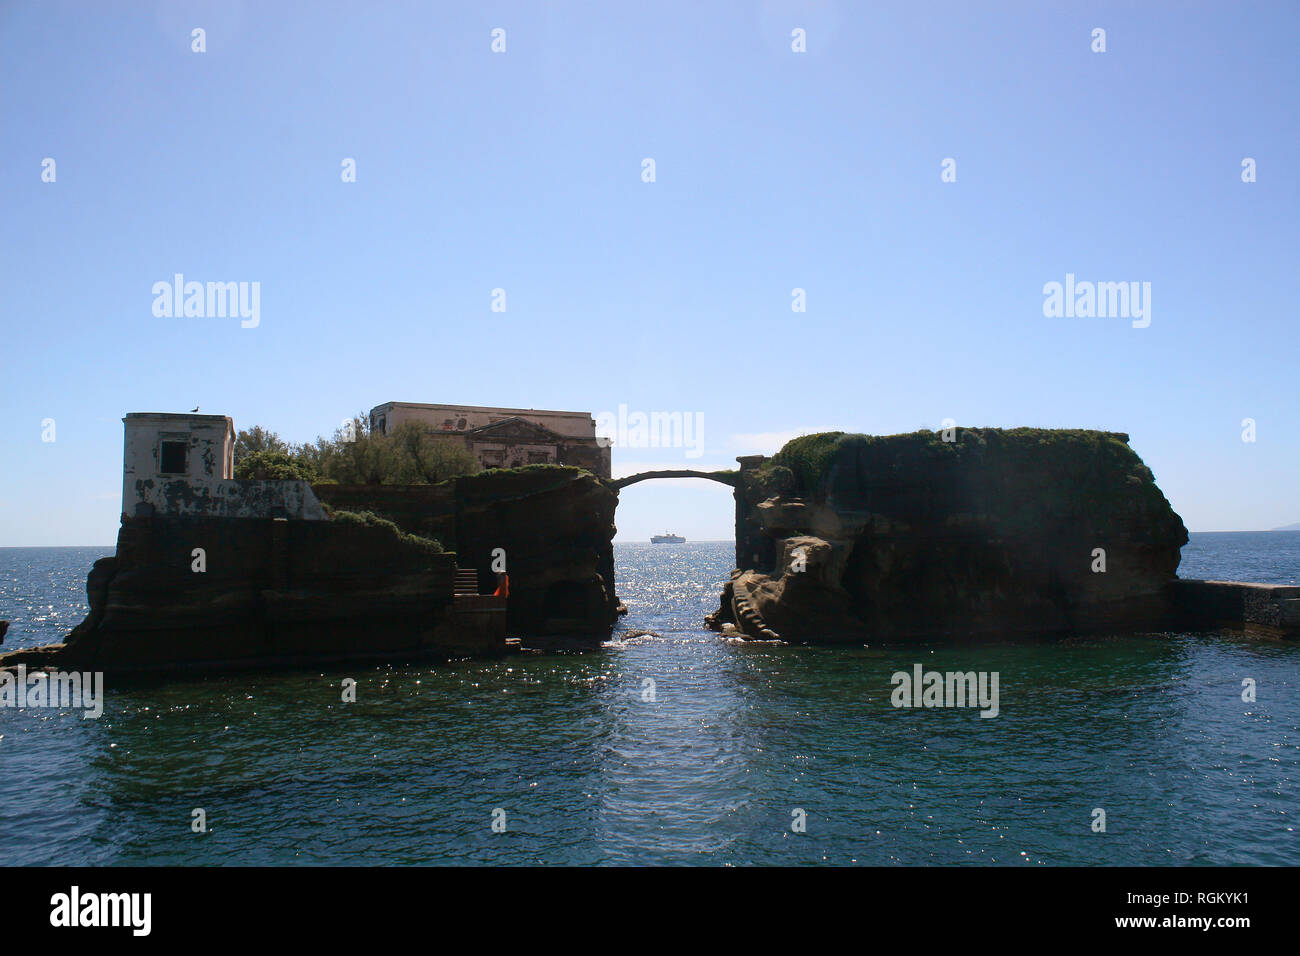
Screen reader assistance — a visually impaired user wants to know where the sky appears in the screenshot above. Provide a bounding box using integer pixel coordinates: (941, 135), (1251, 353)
(0, 0), (1296, 546)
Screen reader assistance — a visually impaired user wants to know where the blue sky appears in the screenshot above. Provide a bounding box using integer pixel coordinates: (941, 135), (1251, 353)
(1, 0), (1296, 546)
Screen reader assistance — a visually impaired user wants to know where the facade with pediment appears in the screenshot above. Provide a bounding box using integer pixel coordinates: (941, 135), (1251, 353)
(369, 401), (611, 478)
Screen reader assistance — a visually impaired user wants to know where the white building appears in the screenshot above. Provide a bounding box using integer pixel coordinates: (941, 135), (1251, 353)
(121, 412), (324, 520)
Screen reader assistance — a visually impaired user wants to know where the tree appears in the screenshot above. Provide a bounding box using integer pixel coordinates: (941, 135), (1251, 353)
(234, 425), (289, 465)
(232, 413), (480, 486)
(386, 422), (480, 483)
(234, 450), (319, 482)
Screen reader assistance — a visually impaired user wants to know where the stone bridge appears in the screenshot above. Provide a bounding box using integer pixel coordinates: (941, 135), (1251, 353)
(607, 469), (739, 491)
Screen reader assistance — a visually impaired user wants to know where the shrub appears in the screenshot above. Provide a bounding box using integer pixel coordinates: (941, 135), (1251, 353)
(233, 449), (319, 482)
(329, 509), (443, 552)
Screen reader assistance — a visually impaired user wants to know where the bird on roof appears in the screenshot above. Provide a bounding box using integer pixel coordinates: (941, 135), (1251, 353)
(191, 406), (200, 413)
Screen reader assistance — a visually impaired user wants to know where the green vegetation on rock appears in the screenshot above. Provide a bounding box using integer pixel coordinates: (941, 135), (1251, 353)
(751, 428), (1182, 544)
(327, 508), (444, 552)
(767, 431), (846, 495)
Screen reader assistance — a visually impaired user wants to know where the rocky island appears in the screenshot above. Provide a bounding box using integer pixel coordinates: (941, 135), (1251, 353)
(706, 428), (1297, 643)
(2, 416), (1295, 679)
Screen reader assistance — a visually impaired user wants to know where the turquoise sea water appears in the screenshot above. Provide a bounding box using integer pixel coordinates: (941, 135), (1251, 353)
(0, 533), (1297, 866)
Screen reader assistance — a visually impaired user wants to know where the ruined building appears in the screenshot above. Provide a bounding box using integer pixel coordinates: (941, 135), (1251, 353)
(368, 401), (611, 478)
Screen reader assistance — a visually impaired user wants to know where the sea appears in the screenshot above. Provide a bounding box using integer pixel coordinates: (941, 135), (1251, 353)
(0, 532), (1297, 866)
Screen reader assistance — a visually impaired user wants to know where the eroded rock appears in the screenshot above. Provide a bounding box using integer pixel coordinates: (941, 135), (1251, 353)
(710, 428), (1189, 643)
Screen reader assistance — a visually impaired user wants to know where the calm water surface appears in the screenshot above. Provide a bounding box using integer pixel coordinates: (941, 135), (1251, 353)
(0, 533), (1297, 865)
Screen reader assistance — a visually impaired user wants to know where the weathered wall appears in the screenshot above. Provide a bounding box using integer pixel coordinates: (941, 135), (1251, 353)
(130, 478), (327, 520)
(122, 413), (234, 515)
(372, 402), (598, 440)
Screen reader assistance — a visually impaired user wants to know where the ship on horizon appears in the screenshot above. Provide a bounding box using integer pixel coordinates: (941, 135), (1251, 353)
(651, 531), (685, 544)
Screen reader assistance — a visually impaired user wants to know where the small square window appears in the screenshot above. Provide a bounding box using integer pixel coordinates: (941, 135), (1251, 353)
(160, 440), (188, 475)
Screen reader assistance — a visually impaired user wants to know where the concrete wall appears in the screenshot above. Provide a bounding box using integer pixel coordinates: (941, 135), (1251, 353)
(1172, 579), (1300, 639)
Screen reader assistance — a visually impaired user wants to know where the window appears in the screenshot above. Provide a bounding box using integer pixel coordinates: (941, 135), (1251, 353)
(160, 440), (188, 475)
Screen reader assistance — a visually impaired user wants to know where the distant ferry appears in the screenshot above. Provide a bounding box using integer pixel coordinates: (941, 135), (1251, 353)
(651, 532), (685, 544)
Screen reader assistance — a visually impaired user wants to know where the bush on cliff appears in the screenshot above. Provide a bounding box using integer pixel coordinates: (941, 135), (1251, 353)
(328, 509), (443, 552)
(768, 432), (846, 494)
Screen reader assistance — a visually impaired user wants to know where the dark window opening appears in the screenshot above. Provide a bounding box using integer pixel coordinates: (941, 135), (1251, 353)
(160, 440), (188, 475)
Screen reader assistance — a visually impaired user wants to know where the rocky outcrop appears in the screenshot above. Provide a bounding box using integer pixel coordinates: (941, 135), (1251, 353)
(708, 429), (1189, 643)
(314, 466), (620, 636)
(0, 513), (482, 676)
(0, 466), (620, 677)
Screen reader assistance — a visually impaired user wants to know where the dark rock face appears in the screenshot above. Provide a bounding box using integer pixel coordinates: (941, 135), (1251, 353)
(314, 467), (620, 636)
(0, 514), (475, 676)
(0, 466), (620, 677)
(709, 429), (1189, 643)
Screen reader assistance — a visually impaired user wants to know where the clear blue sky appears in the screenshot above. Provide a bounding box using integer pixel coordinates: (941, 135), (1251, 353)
(1, 0), (1296, 546)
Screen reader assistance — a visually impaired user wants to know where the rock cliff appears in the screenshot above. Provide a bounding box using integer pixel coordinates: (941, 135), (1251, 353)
(708, 429), (1189, 643)
(313, 466), (620, 636)
(0, 512), (478, 676)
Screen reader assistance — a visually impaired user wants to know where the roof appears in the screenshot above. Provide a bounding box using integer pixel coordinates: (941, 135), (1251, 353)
(371, 401), (593, 419)
(124, 412), (234, 428)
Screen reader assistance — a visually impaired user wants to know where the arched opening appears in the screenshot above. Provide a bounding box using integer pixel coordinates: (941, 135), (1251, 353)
(610, 469), (739, 550)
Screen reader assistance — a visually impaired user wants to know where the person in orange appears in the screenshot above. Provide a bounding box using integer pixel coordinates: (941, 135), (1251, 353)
(493, 571), (510, 598)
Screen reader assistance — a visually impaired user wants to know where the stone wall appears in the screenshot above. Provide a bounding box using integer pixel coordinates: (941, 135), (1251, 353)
(1172, 580), (1300, 639)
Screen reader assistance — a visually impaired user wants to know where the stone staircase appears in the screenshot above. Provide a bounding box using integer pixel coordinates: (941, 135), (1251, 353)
(453, 569), (480, 597)
(730, 571), (781, 640)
